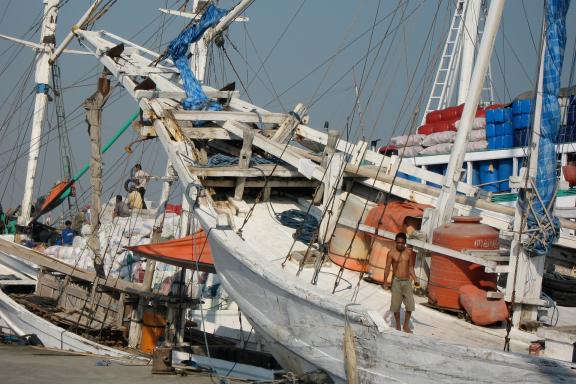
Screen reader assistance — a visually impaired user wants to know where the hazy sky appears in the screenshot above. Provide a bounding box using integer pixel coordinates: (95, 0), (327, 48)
(0, 0), (574, 214)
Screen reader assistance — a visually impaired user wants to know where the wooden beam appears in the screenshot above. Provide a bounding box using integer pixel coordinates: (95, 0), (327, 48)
(0, 238), (146, 294)
(181, 127), (240, 140)
(188, 164), (300, 178)
(337, 216), (502, 270)
(135, 89), (239, 100)
(207, 140), (241, 157)
(203, 179), (318, 188)
(172, 110), (288, 124)
(234, 127), (255, 200)
(271, 103), (308, 143)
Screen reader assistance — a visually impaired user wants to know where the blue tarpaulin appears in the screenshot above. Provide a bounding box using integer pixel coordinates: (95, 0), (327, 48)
(524, 0), (570, 255)
(167, 4), (228, 110)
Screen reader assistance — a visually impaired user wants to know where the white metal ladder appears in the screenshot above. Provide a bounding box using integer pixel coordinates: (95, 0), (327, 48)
(421, 0), (469, 125)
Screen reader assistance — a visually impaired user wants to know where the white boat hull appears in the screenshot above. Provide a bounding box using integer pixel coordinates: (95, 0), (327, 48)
(198, 210), (575, 383)
(0, 289), (133, 358)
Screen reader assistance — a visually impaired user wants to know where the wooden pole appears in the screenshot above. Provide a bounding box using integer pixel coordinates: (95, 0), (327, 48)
(82, 70), (111, 277)
(234, 127), (254, 201)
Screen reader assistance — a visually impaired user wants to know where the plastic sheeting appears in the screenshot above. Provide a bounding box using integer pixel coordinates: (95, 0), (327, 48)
(523, 0), (570, 255)
(167, 4), (228, 110)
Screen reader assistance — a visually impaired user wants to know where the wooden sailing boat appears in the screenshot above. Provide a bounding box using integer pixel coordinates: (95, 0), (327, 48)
(55, 0), (574, 382)
(1, 0), (575, 382)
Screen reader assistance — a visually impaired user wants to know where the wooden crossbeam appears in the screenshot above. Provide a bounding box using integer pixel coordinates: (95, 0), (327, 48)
(337, 216), (503, 270)
(135, 89), (239, 100)
(187, 164), (301, 178)
(0, 238), (145, 295)
(181, 127), (240, 140)
(172, 110), (288, 124)
(203, 179), (317, 188)
(234, 127), (255, 200)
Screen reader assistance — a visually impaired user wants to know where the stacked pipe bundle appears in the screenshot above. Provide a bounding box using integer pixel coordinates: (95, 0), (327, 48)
(511, 99), (532, 146)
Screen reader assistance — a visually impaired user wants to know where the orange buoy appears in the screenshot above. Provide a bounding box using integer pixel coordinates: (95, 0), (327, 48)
(329, 226), (369, 272)
(459, 285), (508, 326)
(428, 216), (498, 310)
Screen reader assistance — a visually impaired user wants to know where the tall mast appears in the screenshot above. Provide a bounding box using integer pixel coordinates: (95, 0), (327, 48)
(458, 0), (481, 104)
(180, 0), (210, 236)
(435, 0), (505, 226)
(18, 0), (60, 226)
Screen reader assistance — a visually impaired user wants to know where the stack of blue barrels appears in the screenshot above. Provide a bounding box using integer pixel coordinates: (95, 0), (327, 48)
(481, 106), (514, 192)
(512, 99), (531, 146)
(486, 107), (514, 149)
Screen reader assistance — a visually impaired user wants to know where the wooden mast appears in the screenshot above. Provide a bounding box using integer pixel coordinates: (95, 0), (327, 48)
(83, 70), (111, 277)
(18, 0), (60, 226)
(434, 0), (506, 226)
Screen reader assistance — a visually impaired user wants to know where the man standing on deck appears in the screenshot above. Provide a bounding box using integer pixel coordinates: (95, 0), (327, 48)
(383, 232), (417, 333)
(133, 164), (149, 209)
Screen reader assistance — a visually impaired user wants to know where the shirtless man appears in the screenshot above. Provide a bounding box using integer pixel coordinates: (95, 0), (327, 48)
(383, 232), (417, 333)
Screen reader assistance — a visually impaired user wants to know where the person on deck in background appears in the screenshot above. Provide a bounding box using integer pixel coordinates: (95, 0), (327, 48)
(61, 220), (76, 246)
(113, 195), (131, 219)
(127, 186), (144, 210)
(383, 232), (418, 333)
(133, 163), (149, 209)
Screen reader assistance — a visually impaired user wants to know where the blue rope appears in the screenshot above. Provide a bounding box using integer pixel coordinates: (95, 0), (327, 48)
(200, 153), (278, 167)
(277, 209), (319, 244)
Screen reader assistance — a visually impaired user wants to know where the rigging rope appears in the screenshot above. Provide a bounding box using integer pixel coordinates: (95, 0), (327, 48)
(277, 209), (319, 245)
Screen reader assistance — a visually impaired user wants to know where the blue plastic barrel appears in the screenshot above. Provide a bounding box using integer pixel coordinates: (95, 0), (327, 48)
(486, 109), (496, 124)
(488, 137), (498, 150)
(512, 114), (530, 129)
(487, 108), (512, 124)
(426, 164), (447, 188)
(499, 122), (514, 135)
(486, 123), (496, 138)
(560, 124), (576, 143)
(567, 96), (576, 125)
(514, 129), (528, 147)
(498, 159), (513, 192)
(478, 160), (499, 193)
(397, 172), (421, 183)
(501, 134), (514, 149)
(471, 163), (481, 186)
(512, 99), (531, 115)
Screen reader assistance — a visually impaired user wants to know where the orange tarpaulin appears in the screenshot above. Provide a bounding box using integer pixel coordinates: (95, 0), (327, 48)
(127, 230), (215, 273)
(365, 201), (433, 235)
